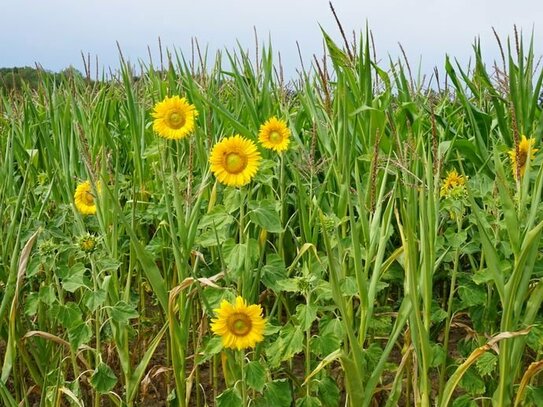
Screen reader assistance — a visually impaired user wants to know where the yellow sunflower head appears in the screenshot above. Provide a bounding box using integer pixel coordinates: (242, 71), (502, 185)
(440, 169), (466, 198)
(258, 117), (291, 152)
(508, 135), (538, 179)
(211, 296), (266, 350)
(209, 135), (261, 187)
(152, 96), (198, 140)
(74, 180), (100, 215)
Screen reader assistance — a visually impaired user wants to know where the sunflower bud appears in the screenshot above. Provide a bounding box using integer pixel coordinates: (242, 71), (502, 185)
(78, 233), (97, 253)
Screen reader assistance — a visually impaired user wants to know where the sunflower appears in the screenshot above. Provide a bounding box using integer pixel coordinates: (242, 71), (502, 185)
(74, 180), (100, 215)
(508, 135), (538, 179)
(211, 296), (266, 350)
(209, 135), (261, 187)
(258, 117), (291, 152)
(152, 96), (198, 140)
(440, 169), (466, 198)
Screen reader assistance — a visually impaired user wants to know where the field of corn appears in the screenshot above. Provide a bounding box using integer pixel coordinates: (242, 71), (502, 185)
(2, 26), (543, 407)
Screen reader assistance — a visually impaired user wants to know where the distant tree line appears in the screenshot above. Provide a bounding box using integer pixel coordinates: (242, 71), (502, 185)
(0, 66), (84, 93)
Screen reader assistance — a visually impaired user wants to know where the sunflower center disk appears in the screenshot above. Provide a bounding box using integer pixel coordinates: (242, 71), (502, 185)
(167, 111), (186, 129)
(269, 131), (282, 144)
(228, 313), (252, 336)
(224, 153), (247, 174)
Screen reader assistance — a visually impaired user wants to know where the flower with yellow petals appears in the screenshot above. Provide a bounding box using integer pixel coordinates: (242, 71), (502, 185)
(211, 296), (266, 350)
(209, 135), (261, 187)
(440, 169), (466, 198)
(152, 96), (198, 140)
(74, 181), (100, 215)
(508, 135), (538, 179)
(258, 117), (291, 152)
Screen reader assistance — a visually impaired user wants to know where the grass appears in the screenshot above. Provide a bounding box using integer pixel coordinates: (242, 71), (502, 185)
(1, 24), (543, 407)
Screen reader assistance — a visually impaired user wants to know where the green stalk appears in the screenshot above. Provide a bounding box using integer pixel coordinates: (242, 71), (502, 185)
(438, 218), (462, 403)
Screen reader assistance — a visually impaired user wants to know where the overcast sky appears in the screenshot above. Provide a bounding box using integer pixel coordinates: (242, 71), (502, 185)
(1, 0), (543, 79)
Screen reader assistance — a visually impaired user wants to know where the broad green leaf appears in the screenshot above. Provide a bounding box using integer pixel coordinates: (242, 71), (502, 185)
(318, 376), (341, 407)
(196, 337), (223, 365)
(475, 352), (497, 377)
(296, 396), (322, 407)
(295, 303), (318, 331)
(84, 289), (107, 312)
(52, 303), (83, 329)
(248, 199), (282, 233)
(216, 388), (242, 407)
(62, 266), (88, 292)
(68, 322), (92, 349)
(110, 301), (139, 325)
(90, 363), (117, 394)
(245, 360), (266, 392)
(256, 379), (292, 407)
(261, 254), (287, 292)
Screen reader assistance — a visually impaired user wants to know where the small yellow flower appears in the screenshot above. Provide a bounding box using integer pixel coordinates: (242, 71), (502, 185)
(211, 296), (266, 350)
(209, 135), (261, 187)
(508, 135), (538, 179)
(440, 169), (466, 198)
(74, 181), (100, 215)
(152, 96), (198, 140)
(258, 117), (291, 152)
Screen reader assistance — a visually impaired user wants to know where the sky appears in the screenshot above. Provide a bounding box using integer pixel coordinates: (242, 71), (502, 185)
(1, 0), (543, 80)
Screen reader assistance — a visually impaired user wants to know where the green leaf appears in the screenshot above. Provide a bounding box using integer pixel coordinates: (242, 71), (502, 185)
(24, 292), (39, 316)
(256, 379), (292, 407)
(216, 388), (242, 407)
(196, 336), (223, 365)
(52, 303), (83, 329)
(458, 285), (486, 308)
(261, 254), (287, 292)
(198, 205), (234, 230)
(430, 343), (445, 368)
(296, 396), (322, 407)
(90, 363), (117, 394)
(459, 368), (485, 395)
(61, 264), (89, 292)
(110, 301), (139, 325)
(68, 322), (92, 349)
(266, 326), (304, 368)
(39, 285), (56, 305)
(311, 332), (341, 357)
(295, 303), (318, 331)
(276, 278), (302, 293)
(245, 360), (266, 392)
(475, 352), (497, 377)
(249, 199), (282, 233)
(527, 386), (543, 405)
(84, 289), (107, 312)
(452, 394), (477, 407)
(318, 376), (340, 407)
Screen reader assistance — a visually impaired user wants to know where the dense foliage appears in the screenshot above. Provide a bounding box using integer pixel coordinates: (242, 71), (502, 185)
(1, 30), (543, 406)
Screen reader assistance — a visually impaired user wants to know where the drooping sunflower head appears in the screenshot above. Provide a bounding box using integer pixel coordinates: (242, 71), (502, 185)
(508, 135), (538, 179)
(152, 96), (198, 140)
(258, 117), (291, 152)
(211, 296), (266, 350)
(440, 169), (466, 198)
(209, 135), (261, 187)
(74, 180), (100, 215)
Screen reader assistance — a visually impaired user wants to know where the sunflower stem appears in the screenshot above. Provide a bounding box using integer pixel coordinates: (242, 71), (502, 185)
(239, 350), (248, 407)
